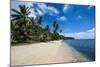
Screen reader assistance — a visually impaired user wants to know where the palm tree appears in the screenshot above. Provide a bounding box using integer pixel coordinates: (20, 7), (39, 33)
(11, 5), (30, 22)
(11, 5), (31, 43)
(55, 23), (59, 33)
(52, 20), (59, 40)
(53, 20), (59, 34)
(45, 25), (50, 32)
(26, 17), (35, 39)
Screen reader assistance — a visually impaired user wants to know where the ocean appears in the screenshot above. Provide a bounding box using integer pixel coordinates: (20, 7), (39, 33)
(64, 39), (95, 61)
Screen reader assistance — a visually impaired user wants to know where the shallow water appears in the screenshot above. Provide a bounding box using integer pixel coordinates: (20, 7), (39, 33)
(64, 39), (95, 61)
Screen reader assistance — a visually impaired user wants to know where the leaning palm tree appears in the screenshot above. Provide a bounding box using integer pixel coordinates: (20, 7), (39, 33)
(53, 20), (59, 34)
(11, 5), (31, 43)
(55, 23), (59, 33)
(52, 20), (59, 40)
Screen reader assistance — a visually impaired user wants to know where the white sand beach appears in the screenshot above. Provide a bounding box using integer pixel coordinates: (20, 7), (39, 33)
(11, 40), (90, 66)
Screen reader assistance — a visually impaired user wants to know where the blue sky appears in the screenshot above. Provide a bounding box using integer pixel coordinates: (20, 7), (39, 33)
(11, 1), (95, 39)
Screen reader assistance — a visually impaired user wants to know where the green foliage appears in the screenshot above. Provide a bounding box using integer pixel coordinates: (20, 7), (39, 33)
(11, 5), (74, 45)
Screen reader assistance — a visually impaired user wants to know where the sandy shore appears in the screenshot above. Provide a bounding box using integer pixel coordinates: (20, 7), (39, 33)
(11, 40), (90, 66)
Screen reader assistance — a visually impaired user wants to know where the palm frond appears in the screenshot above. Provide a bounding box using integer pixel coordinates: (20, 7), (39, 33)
(12, 17), (22, 21)
(11, 14), (21, 17)
(11, 9), (21, 15)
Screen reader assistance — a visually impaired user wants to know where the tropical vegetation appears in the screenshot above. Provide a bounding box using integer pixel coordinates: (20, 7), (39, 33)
(11, 5), (74, 45)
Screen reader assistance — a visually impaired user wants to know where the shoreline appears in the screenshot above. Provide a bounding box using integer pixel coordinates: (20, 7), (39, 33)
(11, 40), (64, 46)
(11, 40), (90, 66)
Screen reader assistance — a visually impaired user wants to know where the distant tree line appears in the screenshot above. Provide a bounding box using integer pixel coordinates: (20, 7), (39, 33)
(11, 5), (74, 45)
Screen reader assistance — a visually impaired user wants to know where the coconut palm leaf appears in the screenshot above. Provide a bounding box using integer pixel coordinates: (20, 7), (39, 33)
(11, 9), (21, 15)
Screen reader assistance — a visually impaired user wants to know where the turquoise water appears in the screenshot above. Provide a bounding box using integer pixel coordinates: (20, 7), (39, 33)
(64, 39), (95, 61)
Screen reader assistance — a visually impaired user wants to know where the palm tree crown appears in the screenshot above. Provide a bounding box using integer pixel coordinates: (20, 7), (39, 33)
(11, 5), (30, 21)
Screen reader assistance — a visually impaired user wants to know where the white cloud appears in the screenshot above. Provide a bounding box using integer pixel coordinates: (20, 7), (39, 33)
(32, 3), (59, 16)
(59, 28), (95, 39)
(35, 3), (47, 14)
(37, 3), (47, 9)
(87, 27), (95, 32)
(63, 5), (70, 13)
(47, 6), (59, 15)
(57, 16), (67, 21)
(36, 8), (44, 15)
